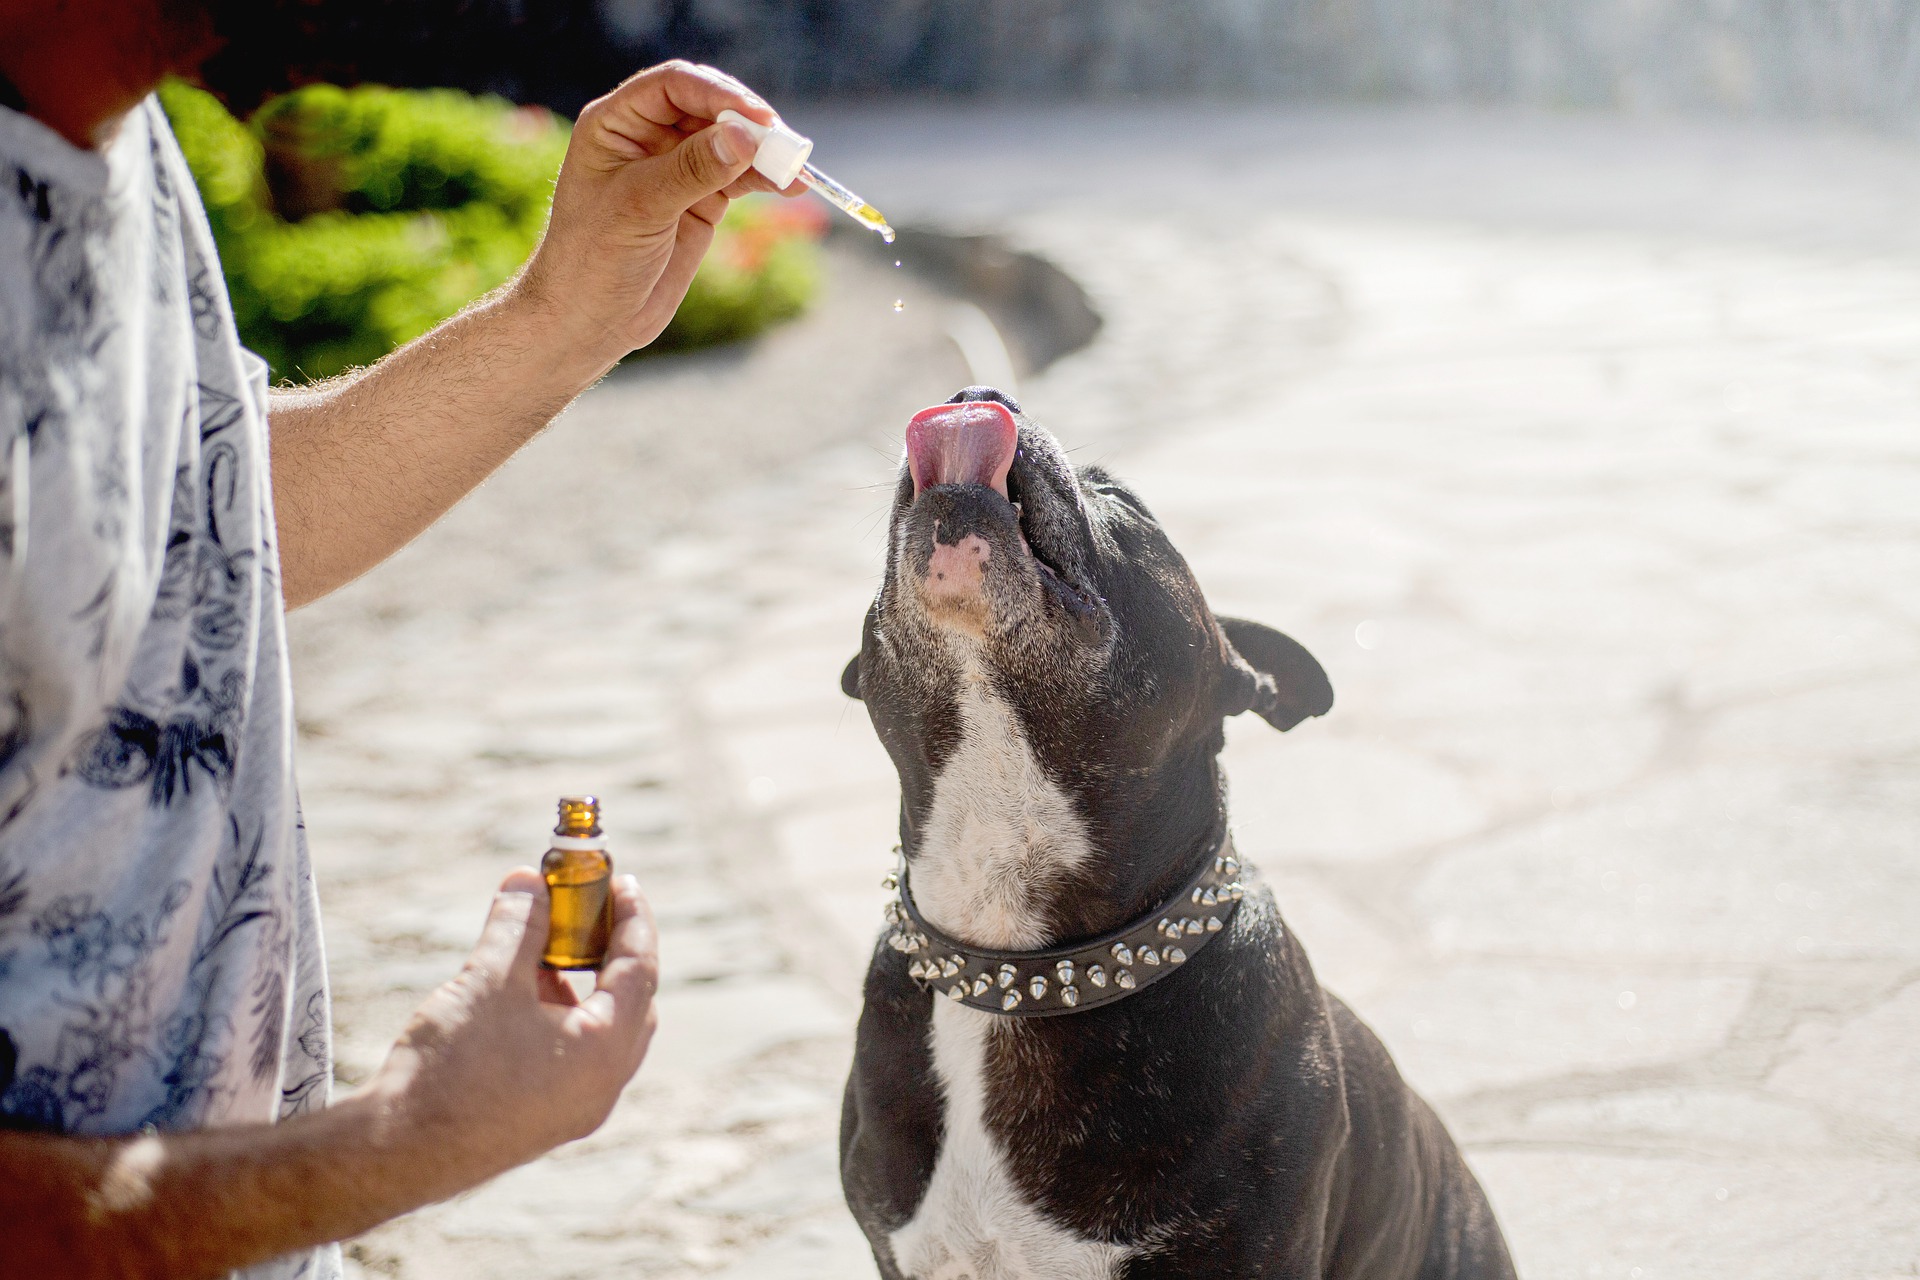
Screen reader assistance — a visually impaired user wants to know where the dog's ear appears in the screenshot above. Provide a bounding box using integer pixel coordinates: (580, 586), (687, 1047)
(843, 605), (878, 701)
(1217, 616), (1332, 731)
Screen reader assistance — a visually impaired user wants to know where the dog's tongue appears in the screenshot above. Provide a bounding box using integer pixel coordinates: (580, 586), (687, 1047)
(906, 401), (1018, 498)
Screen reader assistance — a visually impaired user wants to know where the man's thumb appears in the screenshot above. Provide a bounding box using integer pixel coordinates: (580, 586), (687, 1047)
(663, 119), (758, 202)
(467, 867), (549, 982)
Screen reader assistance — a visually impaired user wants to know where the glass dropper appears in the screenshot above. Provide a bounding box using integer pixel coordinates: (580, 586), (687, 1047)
(716, 109), (895, 244)
(796, 163), (894, 243)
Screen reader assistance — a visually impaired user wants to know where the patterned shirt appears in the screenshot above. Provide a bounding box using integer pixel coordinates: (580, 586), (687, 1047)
(0, 98), (335, 1279)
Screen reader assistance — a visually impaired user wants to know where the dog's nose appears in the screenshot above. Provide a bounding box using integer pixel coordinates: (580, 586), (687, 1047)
(946, 385), (1023, 413)
(925, 533), (992, 602)
(907, 400), (1017, 499)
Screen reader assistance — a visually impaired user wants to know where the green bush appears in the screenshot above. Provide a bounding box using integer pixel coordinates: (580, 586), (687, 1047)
(159, 81), (823, 382)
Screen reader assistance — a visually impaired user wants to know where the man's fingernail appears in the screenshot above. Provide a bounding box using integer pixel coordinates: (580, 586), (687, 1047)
(500, 866), (543, 893)
(714, 121), (752, 167)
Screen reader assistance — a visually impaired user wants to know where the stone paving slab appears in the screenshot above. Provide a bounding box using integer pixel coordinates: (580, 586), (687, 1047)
(302, 109), (1920, 1278)
(1475, 1150), (1920, 1280)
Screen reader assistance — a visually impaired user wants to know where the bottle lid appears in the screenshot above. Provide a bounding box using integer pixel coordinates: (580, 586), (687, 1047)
(716, 108), (812, 189)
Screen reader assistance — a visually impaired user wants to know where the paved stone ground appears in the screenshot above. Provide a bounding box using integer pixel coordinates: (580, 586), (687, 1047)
(301, 107), (1920, 1279)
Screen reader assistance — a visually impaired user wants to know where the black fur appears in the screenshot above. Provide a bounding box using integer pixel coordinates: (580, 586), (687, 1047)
(839, 389), (1514, 1278)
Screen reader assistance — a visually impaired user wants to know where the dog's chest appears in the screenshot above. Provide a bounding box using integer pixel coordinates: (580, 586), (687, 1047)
(893, 679), (1129, 1278)
(889, 1003), (1132, 1280)
(911, 678), (1094, 949)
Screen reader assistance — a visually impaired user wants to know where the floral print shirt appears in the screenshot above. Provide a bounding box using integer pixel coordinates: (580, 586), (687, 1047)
(0, 98), (335, 1280)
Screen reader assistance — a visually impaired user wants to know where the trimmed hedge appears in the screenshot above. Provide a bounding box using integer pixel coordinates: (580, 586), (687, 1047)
(159, 81), (823, 382)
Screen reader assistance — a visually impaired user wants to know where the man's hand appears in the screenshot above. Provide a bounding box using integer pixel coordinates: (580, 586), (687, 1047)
(516, 60), (801, 374)
(370, 869), (661, 1192)
(0, 869), (661, 1279)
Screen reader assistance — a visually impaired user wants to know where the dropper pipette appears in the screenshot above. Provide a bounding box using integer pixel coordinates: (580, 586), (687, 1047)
(796, 163), (895, 244)
(716, 110), (895, 244)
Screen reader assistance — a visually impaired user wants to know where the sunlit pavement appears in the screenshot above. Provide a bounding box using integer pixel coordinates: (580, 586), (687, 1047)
(303, 107), (1920, 1279)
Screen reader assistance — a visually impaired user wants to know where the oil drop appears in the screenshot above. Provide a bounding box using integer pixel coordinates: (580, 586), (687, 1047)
(541, 795), (613, 971)
(893, 299), (905, 313)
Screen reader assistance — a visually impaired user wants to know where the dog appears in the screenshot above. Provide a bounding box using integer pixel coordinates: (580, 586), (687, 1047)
(836, 388), (1516, 1279)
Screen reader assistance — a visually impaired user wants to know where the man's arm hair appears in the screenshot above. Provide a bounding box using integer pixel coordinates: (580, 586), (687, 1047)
(0, 1087), (446, 1278)
(268, 288), (598, 609)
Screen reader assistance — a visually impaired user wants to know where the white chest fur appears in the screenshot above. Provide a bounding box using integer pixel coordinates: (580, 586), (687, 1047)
(891, 676), (1131, 1280)
(909, 677), (1095, 950)
(889, 1003), (1132, 1280)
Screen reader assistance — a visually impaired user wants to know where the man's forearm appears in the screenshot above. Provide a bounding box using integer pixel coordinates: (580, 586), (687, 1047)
(0, 1082), (462, 1278)
(266, 64), (779, 609)
(269, 282), (612, 609)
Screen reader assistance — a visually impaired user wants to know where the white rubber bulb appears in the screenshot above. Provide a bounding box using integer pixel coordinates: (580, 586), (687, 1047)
(715, 109), (813, 188)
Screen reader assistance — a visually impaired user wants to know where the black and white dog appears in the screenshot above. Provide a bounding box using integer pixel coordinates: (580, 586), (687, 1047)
(837, 388), (1516, 1279)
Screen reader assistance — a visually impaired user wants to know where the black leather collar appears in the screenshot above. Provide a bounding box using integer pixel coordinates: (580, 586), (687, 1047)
(883, 841), (1246, 1017)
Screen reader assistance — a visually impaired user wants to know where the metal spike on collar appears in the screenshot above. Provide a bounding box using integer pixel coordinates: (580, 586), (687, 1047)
(1116, 969), (1137, 990)
(1028, 975), (1048, 1000)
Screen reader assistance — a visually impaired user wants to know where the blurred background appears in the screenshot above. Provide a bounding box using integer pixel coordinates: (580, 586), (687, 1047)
(206, 0), (1920, 120)
(188, 3), (1920, 1278)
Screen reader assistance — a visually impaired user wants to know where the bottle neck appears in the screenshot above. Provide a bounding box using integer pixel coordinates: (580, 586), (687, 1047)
(549, 833), (608, 852)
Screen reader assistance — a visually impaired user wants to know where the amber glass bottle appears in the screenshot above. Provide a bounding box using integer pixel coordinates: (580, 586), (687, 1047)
(541, 795), (613, 970)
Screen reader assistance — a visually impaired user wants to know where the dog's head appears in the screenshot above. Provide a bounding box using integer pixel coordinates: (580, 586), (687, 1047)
(843, 388), (1331, 938)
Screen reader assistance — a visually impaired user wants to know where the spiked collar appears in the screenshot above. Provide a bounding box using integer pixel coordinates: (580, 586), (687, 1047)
(883, 840), (1247, 1017)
